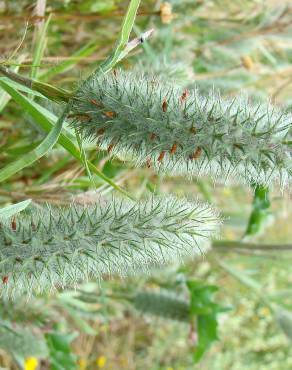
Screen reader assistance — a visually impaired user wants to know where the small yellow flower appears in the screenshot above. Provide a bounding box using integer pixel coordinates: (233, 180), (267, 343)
(222, 188), (231, 196)
(241, 55), (254, 70)
(78, 358), (87, 370)
(96, 355), (107, 368)
(24, 357), (38, 370)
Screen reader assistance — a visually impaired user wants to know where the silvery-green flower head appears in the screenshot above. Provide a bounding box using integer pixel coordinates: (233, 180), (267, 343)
(71, 71), (291, 188)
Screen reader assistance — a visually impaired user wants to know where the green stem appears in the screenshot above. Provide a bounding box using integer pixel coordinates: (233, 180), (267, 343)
(0, 65), (72, 102)
(282, 140), (292, 146)
(213, 240), (292, 252)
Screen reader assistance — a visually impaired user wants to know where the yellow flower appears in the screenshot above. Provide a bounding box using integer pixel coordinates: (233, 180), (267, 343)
(96, 355), (107, 368)
(222, 188), (231, 196)
(78, 358), (87, 369)
(24, 357), (38, 370)
(241, 55), (254, 70)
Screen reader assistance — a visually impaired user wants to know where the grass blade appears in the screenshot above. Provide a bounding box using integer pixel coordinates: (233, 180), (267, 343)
(94, 0), (141, 74)
(30, 14), (51, 80)
(0, 65), (72, 102)
(0, 79), (67, 183)
(0, 77), (47, 98)
(0, 199), (32, 220)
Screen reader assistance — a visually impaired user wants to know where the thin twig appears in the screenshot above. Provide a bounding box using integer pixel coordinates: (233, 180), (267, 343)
(213, 240), (292, 252)
(0, 10), (159, 22)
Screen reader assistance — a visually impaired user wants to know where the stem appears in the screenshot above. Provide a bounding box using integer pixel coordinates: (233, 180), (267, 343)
(0, 65), (31, 88)
(0, 65), (72, 102)
(213, 240), (292, 252)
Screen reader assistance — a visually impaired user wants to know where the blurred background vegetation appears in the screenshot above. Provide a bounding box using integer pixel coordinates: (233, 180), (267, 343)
(0, 0), (291, 369)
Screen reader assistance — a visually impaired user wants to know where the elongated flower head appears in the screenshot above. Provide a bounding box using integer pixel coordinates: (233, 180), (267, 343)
(71, 72), (291, 187)
(132, 289), (190, 322)
(0, 196), (219, 298)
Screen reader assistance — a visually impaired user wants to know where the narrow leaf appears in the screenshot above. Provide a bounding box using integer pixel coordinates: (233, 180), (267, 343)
(0, 79), (66, 183)
(94, 0), (142, 74)
(0, 199), (32, 220)
(31, 14), (51, 80)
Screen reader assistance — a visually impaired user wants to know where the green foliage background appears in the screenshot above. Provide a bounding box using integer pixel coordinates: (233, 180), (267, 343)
(0, 0), (291, 369)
